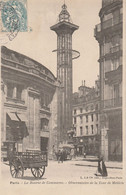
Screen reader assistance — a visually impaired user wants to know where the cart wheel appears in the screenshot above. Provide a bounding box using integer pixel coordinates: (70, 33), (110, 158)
(10, 158), (24, 178)
(31, 166), (45, 178)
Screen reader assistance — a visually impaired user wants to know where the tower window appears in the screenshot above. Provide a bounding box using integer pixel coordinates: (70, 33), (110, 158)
(62, 36), (65, 47)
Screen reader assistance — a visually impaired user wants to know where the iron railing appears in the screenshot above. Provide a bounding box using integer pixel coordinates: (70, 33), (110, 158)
(102, 0), (122, 8)
(94, 14), (122, 36)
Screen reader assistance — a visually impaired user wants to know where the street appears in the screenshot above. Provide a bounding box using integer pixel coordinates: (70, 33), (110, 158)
(1, 158), (123, 184)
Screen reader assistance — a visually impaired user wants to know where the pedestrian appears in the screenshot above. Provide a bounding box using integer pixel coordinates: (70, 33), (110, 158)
(57, 150), (61, 163)
(83, 149), (86, 158)
(97, 159), (102, 175)
(70, 148), (74, 160)
(102, 159), (108, 177)
(60, 150), (64, 163)
(95, 157), (102, 176)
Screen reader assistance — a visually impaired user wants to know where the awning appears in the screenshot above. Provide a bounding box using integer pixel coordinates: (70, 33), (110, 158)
(7, 112), (19, 121)
(6, 112), (29, 140)
(16, 113), (27, 122)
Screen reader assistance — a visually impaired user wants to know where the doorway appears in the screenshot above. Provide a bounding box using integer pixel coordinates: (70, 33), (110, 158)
(40, 137), (48, 152)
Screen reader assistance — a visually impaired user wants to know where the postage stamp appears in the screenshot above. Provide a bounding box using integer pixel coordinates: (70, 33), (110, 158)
(0, 0), (27, 41)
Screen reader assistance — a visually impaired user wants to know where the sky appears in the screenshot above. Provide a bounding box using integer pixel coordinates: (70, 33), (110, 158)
(2, 0), (102, 92)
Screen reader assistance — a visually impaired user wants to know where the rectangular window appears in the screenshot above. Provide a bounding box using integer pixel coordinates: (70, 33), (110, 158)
(91, 125), (94, 134)
(96, 113), (98, 121)
(41, 118), (49, 131)
(105, 60), (111, 72)
(105, 42), (111, 54)
(16, 85), (23, 100)
(74, 117), (76, 124)
(40, 93), (44, 107)
(7, 83), (23, 100)
(7, 83), (14, 98)
(96, 124), (98, 133)
(45, 94), (50, 107)
(80, 116), (83, 124)
(91, 114), (93, 121)
(74, 127), (76, 136)
(114, 84), (119, 99)
(86, 126), (88, 135)
(80, 127), (83, 136)
(74, 109), (76, 115)
(80, 108), (83, 113)
(86, 115), (88, 123)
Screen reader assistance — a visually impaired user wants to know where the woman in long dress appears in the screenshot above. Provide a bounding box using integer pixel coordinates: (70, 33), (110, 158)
(102, 160), (108, 177)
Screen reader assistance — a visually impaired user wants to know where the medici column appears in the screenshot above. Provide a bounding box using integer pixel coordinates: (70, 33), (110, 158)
(51, 4), (79, 143)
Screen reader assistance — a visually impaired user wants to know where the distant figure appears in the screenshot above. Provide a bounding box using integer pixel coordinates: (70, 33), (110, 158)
(70, 149), (74, 160)
(57, 150), (61, 163)
(62, 149), (67, 161)
(83, 150), (86, 158)
(102, 159), (108, 177)
(60, 150), (64, 163)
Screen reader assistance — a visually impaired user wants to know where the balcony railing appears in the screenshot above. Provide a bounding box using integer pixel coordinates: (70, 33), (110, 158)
(101, 97), (122, 109)
(102, 0), (122, 8)
(6, 97), (25, 104)
(41, 105), (50, 111)
(110, 45), (120, 53)
(94, 14), (122, 36)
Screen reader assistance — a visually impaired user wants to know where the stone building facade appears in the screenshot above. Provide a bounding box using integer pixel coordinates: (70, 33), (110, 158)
(94, 0), (123, 161)
(1, 46), (57, 160)
(72, 80), (100, 156)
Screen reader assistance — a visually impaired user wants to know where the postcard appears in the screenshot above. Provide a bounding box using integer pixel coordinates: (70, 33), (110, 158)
(0, 0), (125, 194)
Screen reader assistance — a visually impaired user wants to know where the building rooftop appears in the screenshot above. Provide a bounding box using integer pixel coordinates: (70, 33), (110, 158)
(1, 46), (56, 85)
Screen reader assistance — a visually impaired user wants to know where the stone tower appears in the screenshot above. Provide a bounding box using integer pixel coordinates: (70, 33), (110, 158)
(50, 4), (79, 143)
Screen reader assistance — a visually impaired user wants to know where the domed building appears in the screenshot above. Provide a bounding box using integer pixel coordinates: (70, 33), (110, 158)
(1, 46), (57, 160)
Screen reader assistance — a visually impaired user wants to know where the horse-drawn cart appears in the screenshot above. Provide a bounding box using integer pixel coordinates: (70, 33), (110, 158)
(9, 150), (48, 179)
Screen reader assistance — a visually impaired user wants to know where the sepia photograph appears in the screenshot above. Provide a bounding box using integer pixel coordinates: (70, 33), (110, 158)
(0, 0), (125, 194)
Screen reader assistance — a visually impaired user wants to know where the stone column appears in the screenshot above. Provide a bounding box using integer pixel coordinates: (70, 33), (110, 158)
(25, 88), (40, 150)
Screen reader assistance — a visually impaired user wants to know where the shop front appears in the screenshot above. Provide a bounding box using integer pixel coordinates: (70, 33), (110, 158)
(1, 112), (29, 161)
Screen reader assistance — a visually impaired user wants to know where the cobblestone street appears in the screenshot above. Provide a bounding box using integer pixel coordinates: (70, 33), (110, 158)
(1, 158), (123, 183)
